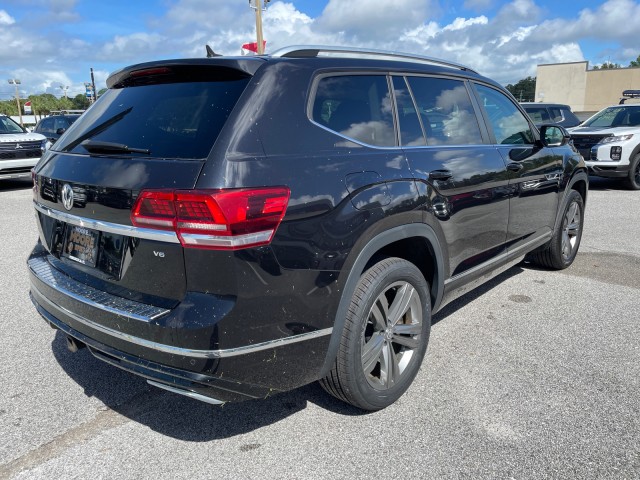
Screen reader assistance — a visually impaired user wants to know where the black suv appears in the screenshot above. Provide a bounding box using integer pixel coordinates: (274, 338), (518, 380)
(520, 102), (581, 128)
(28, 46), (588, 411)
(33, 111), (83, 144)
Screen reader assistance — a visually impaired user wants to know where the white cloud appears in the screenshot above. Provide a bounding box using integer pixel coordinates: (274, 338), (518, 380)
(0, 10), (16, 25)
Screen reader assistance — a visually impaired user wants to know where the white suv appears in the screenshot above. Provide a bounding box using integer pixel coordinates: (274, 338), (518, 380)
(0, 115), (48, 180)
(569, 104), (640, 190)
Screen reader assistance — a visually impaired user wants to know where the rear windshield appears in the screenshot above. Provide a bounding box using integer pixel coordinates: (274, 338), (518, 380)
(54, 76), (250, 159)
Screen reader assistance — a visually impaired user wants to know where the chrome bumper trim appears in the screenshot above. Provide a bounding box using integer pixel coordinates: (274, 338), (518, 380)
(33, 201), (180, 243)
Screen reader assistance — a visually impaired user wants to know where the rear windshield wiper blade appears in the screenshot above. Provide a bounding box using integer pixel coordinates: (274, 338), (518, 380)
(80, 140), (151, 155)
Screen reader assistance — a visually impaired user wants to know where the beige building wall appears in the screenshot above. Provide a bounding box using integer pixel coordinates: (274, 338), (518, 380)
(535, 62), (588, 110)
(535, 61), (640, 113)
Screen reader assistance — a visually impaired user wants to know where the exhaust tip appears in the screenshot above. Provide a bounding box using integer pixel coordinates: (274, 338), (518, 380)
(147, 380), (225, 406)
(66, 335), (86, 353)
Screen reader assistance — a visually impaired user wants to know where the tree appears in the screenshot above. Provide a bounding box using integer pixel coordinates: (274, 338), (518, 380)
(630, 55), (640, 68)
(72, 93), (90, 110)
(593, 62), (622, 70)
(505, 76), (536, 102)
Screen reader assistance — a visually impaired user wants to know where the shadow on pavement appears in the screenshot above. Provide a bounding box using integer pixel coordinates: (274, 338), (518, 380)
(49, 262), (535, 439)
(51, 330), (364, 441)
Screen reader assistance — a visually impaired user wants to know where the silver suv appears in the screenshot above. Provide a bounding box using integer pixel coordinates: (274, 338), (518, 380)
(569, 104), (640, 190)
(0, 115), (48, 180)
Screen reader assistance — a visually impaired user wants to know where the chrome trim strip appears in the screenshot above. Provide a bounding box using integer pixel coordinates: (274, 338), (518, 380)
(33, 201), (180, 243)
(146, 380), (225, 405)
(31, 280), (333, 359)
(29, 256), (170, 322)
(444, 233), (552, 286)
(180, 230), (273, 248)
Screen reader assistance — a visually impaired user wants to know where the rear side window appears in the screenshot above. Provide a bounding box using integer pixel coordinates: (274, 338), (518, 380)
(524, 106), (551, 124)
(475, 84), (535, 145)
(392, 76), (426, 147)
(54, 73), (250, 159)
(311, 75), (395, 147)
(406, 77), (483, 146)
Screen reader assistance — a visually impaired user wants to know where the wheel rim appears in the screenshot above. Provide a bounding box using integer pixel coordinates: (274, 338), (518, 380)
(361, 281), (423, 390)
(561, 200), (581, 262)
(634, 160), (640, 186)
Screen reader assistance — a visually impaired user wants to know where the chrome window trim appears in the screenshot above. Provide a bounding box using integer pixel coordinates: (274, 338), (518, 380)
(33, 201), (180, 243)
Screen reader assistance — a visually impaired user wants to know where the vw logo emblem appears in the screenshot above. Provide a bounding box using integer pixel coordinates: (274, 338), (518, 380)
(61, 184), (74, 211)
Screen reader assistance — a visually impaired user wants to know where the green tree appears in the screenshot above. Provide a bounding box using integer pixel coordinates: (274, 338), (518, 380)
(630, 55), (640, 68)
(593, 62), (622, 70)
(72, 93), (90, 110)
(505, 76), (536, 102)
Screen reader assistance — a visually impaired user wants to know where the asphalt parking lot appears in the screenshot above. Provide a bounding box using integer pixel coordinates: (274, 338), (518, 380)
(1, 176), (638, 479)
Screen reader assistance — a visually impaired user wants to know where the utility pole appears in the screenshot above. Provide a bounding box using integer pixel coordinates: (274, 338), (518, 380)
(90, 68), (97, 104)
(8, 79), (23, 127)
(255, 0), (264, 54)
(250, 0), (269, 54)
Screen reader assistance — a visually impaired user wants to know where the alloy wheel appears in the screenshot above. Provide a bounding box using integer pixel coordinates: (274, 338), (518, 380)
(561, 200), (582, 262)
(361, 281), (423, 390)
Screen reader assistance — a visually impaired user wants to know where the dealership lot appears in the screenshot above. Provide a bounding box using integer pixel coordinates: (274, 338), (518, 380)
(1, 176), (638, 479)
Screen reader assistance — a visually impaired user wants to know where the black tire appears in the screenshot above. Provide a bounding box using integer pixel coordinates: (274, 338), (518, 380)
(528, 190), (584, 270)
(319, 257), (431, 411)
(625, 154), (640, 190)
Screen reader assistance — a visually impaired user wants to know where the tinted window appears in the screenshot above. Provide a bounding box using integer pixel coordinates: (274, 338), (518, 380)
(548, 107), (563, 122)
(392, 76), (426, 147)
(406, 77), (483, 146)
(312, 75), (395, 147)
(54, 76), (250, 159)
(523, 106), (551, 124)
(475, 84), (534, 145)
(37, 118), (56, 135)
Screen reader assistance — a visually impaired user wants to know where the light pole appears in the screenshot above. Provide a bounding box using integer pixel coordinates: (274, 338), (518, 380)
(8, 79), (23, 127)
(60, 85), (69, 100)
(249, 0), (270, 54)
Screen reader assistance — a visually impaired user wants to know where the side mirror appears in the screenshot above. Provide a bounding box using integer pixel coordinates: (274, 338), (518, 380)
(539, 125), (570, 147)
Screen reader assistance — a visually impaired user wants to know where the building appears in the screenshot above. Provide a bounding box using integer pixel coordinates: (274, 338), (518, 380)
(535, 61), (640, 114)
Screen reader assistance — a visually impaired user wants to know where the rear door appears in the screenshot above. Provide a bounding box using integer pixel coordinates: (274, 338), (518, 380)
(472, 83), (562, 250)
(397, 75), (511, 278)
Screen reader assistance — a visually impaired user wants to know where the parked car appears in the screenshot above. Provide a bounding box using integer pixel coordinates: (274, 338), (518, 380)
(28, 46), (588, 411)
(33, 111), (83, 144)
(0, 114), (48, 180)
(568, 103), (640, 190)
(521, 102), (581, 128)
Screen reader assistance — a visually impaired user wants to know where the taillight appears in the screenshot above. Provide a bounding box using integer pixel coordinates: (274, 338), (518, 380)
(130, 187), (290, 250)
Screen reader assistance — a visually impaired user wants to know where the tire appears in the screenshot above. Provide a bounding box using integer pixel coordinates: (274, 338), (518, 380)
(320, 257), (431, 411)
(528, 190), (584, 270)
(625, 154), (640, 190)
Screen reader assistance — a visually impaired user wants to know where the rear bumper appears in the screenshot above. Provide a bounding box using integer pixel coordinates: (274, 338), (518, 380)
(28, 250), (333, 403)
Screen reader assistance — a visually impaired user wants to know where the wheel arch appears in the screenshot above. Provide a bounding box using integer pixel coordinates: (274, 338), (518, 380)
(318, 223), (445, 378)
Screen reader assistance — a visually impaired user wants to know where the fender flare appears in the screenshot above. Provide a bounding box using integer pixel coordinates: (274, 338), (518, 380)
(553, 169), (589, 232)
(318, 223), (445, 378)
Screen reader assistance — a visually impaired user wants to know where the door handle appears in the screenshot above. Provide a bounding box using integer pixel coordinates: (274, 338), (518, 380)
(507, 162), (524, 172)
(429, 169), (453, 181)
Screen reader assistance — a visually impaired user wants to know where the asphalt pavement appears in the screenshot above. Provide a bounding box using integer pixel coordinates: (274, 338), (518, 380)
(1, 176), (638, 479)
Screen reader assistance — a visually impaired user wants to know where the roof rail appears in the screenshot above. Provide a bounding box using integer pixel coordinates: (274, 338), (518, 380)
(270, 45), (478, 74)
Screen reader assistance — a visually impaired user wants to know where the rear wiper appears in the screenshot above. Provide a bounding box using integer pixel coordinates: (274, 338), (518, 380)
(80, 140), (150, 155)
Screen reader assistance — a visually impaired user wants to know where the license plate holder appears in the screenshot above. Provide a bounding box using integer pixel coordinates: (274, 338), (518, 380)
(63, 225), (100, 267)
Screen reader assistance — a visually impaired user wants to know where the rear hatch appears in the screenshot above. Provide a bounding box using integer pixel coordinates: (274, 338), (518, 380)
(32, 61), (255, 306)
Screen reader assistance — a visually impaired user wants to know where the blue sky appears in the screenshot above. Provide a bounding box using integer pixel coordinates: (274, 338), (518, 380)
(1, 0), (639, 100)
